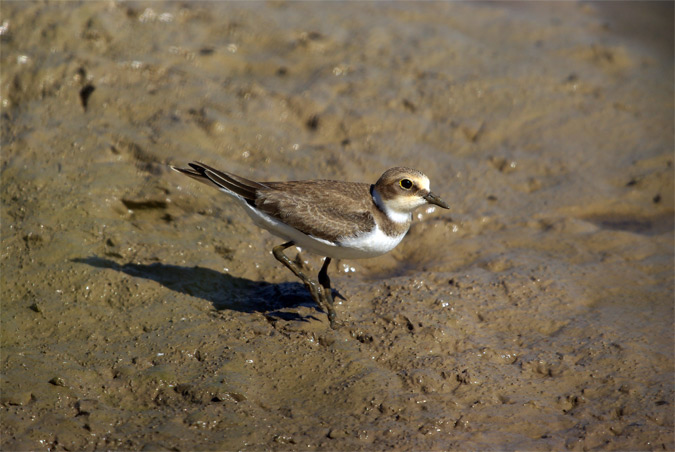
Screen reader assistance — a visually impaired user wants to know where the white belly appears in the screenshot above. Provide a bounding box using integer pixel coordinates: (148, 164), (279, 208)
(241, 200), (406, 259)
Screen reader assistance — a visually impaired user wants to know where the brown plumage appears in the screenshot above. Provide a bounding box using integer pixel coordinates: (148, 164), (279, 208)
(172, 162), (414, 242)
(257, 181), (379, 242)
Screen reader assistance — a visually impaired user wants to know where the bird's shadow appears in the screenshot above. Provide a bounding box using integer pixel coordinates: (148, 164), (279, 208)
(72, 256), (320, 322)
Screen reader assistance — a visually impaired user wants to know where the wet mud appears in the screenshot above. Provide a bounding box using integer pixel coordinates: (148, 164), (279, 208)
(1, 2), (673, 450)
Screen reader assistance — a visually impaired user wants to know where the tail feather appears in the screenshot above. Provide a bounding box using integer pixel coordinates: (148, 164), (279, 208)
(171, 162), (266, 203)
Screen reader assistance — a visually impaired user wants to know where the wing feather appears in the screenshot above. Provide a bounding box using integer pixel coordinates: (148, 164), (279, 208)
(172, 163), (377, 242)
(256, 181), (375, 242)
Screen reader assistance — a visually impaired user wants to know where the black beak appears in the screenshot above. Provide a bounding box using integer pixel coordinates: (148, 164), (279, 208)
(423, 191), (449, 209)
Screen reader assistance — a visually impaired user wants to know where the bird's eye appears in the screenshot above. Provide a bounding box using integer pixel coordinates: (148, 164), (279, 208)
(399, 179), (413, 190)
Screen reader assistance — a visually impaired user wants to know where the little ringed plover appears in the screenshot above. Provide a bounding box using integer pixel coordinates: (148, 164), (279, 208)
(171, 162), (449, 327)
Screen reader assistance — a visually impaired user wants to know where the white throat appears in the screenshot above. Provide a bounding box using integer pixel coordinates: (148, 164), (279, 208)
(372, 187), (411, 224)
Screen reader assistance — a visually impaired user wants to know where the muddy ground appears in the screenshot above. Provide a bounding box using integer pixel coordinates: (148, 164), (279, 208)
(1, 1), (673, 450)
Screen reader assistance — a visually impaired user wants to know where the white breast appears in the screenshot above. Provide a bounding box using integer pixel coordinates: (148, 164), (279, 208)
(337, 225), (408, 259)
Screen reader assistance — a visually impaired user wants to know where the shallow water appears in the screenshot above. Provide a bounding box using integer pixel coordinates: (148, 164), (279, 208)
(1, 2), (673, 450)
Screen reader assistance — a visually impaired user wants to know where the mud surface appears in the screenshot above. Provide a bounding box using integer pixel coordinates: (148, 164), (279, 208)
(1, 2), (673, 450)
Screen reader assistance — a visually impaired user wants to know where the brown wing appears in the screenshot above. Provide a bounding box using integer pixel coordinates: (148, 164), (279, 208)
(256, 181), (376, 242)
(172, 163), (377, 241)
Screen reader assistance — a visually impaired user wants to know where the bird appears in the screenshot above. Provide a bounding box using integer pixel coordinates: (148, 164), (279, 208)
(171, 162), (449, 328)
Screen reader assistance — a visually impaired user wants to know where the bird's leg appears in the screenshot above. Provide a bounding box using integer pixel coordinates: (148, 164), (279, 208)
(272, 241), (335, 325)
(318, 257), (332, 301)
(273, 241), (322, 302)
(318, 257), (337, 327)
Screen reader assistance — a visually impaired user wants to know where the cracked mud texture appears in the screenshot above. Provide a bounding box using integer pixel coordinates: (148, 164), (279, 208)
(1, 2), (673, 450)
